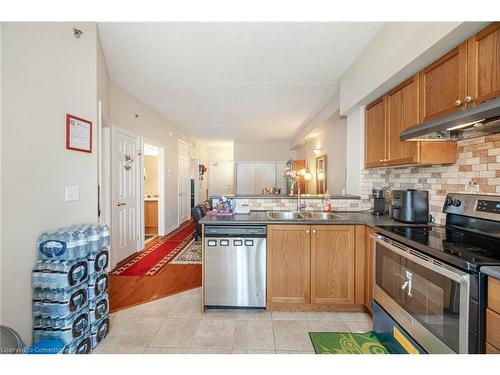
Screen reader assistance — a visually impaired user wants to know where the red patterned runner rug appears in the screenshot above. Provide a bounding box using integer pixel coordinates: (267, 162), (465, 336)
(111, 220), (196, 276)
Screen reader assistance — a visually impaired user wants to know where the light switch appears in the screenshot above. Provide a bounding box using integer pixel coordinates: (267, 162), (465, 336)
(65, 186), (80, 202)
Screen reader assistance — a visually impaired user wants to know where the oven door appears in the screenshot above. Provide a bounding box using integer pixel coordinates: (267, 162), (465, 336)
(372, 234), (470, 353)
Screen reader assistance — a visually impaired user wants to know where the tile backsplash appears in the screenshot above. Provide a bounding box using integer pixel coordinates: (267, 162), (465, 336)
(231, 198), (364, 212)
(362, 134), (500, 224)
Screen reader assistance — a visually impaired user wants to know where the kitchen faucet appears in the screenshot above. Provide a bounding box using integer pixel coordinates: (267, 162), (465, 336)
(283, 159), (306, 213)
(292, 177), (306, 213)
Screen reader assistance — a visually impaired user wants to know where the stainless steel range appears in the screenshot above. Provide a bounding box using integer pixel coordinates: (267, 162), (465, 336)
(374, 193), (500, 354)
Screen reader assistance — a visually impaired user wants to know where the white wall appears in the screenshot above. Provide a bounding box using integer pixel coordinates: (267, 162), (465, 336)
(234, 142), (296, 162)
(299, 113), (347, 195)
(340, 22), (489, 114)
(109, 81), (198, 232)
(345, 107), (365, 196)
(204, 144), (234, 162)
(1, 23), (98, 343)
(97, 30), (110, 119)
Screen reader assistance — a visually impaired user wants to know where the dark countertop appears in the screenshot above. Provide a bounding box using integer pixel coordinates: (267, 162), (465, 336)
(209, 194), (361, 200)
(481, 266), (500, 280)
(200, 210), (400, 227)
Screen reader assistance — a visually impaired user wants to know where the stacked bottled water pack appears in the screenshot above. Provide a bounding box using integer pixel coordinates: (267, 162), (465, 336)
(32, 223), (110, 354)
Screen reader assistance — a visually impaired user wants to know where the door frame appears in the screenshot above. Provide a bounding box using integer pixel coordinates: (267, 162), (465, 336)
(191, 157), (200, 207)
(142, 141), (166, 238)
(177, 139), (191, 226)
(111, 125), (143, 267)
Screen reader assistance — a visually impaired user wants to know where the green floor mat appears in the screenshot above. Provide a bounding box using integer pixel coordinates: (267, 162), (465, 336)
(309, 331), (389, 354)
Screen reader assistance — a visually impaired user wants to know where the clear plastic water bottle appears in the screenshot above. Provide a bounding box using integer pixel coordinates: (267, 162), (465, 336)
(100, 224), (110, 249)
(86, 225), (101, 254)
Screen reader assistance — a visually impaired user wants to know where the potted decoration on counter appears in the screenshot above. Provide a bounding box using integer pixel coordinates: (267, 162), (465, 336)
(207, 196), (235, 216)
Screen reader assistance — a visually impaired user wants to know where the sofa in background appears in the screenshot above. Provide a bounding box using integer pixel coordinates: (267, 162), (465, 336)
(191, 200), (213, 241)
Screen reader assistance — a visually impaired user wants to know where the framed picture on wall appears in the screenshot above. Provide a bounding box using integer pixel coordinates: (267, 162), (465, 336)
(316, 154), (327, 194)
(66, 114), (92, 153)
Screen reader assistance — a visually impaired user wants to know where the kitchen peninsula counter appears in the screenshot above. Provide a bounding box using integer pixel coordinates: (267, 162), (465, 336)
(200, 210), (399, 228)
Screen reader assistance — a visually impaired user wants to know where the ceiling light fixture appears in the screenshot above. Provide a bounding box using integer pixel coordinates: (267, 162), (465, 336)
(313, 148), (321, 156)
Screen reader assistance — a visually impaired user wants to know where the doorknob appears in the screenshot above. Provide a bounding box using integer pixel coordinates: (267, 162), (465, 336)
(464, 96), (474, 104)
(454, 99), (462, 107)
(312, 229), (317, 234)
(117, 202), (126, 207)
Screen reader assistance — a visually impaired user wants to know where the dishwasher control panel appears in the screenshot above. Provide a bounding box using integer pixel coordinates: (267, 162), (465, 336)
(204, 225), (267, 237)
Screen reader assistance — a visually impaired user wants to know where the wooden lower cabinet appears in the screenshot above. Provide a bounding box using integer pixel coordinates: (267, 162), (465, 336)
(267, 224), (367, 311)
(145, 200), (158, 235)
(267, 225), (311, 305)
(311, 225), (355, 304)
(486, 277), (500, 353)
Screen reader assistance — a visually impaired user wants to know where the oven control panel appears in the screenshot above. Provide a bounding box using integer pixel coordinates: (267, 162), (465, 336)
(475, 199), (500, 214)
(443, 193), (500, 221)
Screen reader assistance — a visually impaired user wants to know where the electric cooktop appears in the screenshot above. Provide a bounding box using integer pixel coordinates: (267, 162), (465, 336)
(375, 224), (500, 271)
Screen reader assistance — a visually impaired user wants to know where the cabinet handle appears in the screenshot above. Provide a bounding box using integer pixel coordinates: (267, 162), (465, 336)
(312, 229), (317, 234)
(464, 96), (474, 104)
(454, 99), (462, 107)
(306, 229), (310, 234)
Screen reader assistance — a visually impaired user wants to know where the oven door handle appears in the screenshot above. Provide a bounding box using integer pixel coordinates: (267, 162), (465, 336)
(372, 234), (470, 283)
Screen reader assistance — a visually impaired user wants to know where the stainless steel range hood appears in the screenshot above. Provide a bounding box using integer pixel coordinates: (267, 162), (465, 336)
(400, 97), (500, 141)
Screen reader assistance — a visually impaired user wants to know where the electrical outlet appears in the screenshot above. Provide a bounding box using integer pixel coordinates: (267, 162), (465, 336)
(65, 186), (80, 202)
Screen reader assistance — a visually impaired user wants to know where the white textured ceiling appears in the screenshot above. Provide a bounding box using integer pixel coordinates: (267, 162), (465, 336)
(98, 22), (384, 142)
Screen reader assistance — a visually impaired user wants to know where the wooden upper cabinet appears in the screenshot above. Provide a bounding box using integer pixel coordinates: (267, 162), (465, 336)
(267, 225), (311, 305)
(467, 22), (500, 105)
(419, 42), (468, 122)
(386, 75), (420, 166)
(364, 98), (387, 168)
(311, 225), (355, 305)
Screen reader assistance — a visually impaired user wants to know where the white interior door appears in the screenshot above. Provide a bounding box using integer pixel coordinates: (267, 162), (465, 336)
(178, 140), (190, 224)
(208, 161), (234, 196)
(236, 162), (256, 194)
(255, 162), (276, 193)
(113, 128), (140, 264)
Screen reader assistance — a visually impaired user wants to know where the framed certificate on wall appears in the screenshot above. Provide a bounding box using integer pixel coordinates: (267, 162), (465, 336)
(66, 114), (92, 153)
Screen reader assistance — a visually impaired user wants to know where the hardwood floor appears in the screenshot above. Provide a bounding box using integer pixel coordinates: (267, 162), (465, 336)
(109, 227), (202, 313)
(109, 264), (202, 313)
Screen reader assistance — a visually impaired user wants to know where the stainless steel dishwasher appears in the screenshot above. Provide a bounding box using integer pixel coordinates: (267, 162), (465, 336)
(204, 225), (266, 308)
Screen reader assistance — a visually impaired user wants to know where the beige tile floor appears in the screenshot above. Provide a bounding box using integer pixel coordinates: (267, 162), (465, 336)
(94, 287), (372, 354)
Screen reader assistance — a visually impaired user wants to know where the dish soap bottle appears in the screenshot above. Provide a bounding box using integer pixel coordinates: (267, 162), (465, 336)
(323, 191), (332, 213)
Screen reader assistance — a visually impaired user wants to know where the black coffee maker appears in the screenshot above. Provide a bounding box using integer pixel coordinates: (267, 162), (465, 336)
(372, 187), (390, 216)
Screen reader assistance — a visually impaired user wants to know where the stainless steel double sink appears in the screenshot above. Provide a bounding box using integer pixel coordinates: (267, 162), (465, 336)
(266, 211), (345, 221)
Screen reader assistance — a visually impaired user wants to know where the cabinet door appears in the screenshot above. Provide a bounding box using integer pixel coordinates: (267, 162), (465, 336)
(144, 201), (158, 235)
(365, 98), (387, 168)
(236, 162), (256, 194)
(386, 75), (420, 166)
(267, 225), (311, 304)
(419, 42), (468, 121)
(311, 225), (355, 304)
(254, 162), (276, 193)
(467, 22), (500, 105)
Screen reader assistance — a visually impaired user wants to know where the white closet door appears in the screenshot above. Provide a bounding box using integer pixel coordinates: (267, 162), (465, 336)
(275, 161), (287, 192)
(236, 162), (256, 194)
(255, 162), (276, 193)
(208, 161), (234, 196)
